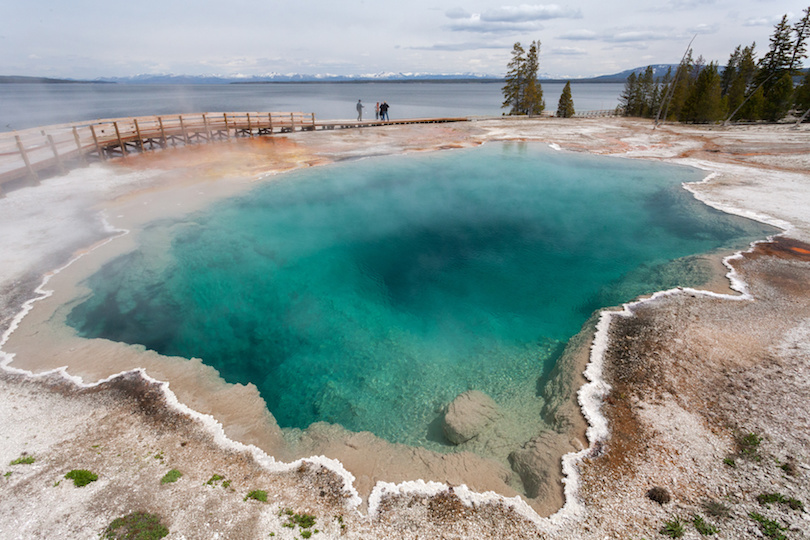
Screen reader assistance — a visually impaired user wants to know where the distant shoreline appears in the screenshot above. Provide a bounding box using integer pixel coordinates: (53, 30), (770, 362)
(0, 76), (633, 85)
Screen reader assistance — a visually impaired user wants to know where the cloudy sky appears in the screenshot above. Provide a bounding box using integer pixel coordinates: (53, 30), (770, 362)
(3, 0), (809, 79)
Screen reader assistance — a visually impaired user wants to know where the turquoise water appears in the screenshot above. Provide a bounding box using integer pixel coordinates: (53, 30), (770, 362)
(67, 143), (772, 448)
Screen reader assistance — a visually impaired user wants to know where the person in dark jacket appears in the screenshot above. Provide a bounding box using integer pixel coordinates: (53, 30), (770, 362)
(380, 101), (390, 121)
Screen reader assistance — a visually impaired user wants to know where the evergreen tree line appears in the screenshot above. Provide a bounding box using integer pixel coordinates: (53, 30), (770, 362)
(620, 6), (810, 123)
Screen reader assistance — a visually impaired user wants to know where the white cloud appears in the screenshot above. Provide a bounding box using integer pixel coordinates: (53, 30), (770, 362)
(689, 23), (719, 34)
(444, 3), (581, 34)
(409, 41), (511, 51)
(551, 46), (587, 55)
(743, 16), (782, 27)
(606, 30), (670, 42)
(558, 29), (599, 40)
(445, 7), (471, 19)
(481, 4), (582, 22)
(445, 16), (543, 34)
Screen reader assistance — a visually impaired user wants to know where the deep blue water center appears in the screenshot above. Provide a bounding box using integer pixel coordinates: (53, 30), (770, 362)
(68, 143), (770, 447)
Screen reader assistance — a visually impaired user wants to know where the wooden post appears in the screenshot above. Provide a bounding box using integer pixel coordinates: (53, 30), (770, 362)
(223, 113), (230, 139)
(89, 125), (106, 160)
(268, 113), (273, 134)
(158, 117), (169, 147)
(179, 115), (189, 144)
(133, 118), (145, 152)
(246, 113), (253, 137)
(203, 114), (212, 142)
(15, 135), (39, 183)
(72, 126), (88, 165)
(47, 134), (67, 174)
(113, 121), (128, 156)
(290, 112), (295, 131)
(311, 112), (316, 129)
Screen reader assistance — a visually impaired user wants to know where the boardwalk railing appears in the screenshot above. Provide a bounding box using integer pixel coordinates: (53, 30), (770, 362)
(571, 109), (620, 118)
(0, 112), (468, 195)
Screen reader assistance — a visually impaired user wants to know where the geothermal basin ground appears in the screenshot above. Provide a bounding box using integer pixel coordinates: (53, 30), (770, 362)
(0, 117), (809, 539)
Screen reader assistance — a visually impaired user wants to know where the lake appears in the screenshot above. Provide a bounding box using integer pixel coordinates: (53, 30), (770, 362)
(0, 81), (624, 130)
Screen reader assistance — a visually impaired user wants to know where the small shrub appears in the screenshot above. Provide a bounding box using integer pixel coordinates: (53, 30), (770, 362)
(647, 486), (671, 505)
(702, 499), (731, 519)
(291, 512), (316, 529)
(205, 474), (224, 485)
(103, 511), (169, 539)
(739, 432), (763, 460)
(722, 457), (736, 468)
(660, 516), (685, 538)
(244, 489), (267, 502)
(160, 469), (182, 484)
(757, 492), (804, 511)
(780, 460), (797, 476)
(10, 455), (35, 465)
(749, 511), (787, 540)
(692, 514), (719, 535)
(65, 469), (98, 487)
(280, 509), (317, 535)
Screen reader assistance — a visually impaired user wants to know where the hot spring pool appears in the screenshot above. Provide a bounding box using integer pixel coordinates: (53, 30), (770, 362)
(66, 142), (772, 450)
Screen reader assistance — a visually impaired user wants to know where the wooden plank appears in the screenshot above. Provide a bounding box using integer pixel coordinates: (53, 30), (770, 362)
(47, 134), (66, 174)
(15, 135), (38, 183)
(113, 121), (127, 156)
(133, 118), (145, 152)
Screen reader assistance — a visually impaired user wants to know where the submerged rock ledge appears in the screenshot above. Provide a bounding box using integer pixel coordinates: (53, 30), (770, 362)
(1, 118), (809, 538)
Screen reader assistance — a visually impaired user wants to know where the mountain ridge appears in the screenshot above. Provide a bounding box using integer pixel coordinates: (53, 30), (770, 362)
(1, 67), (683, 85)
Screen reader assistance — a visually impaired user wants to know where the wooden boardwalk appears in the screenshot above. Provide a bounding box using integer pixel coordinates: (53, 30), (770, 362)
(0, 112), (468, 196)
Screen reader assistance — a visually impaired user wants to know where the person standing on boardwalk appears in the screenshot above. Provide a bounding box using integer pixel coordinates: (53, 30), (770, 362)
(356, 99), (365, 121)
(375, 102), (380, 120)
(380, 101), (390, 121)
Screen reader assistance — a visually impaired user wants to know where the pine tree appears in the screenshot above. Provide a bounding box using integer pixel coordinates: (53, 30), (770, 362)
(762, 71), (794, 120)
(795, 69), (810, 117)
(665, 50), (696, 121)
(501, 40), (544, 115)
(639, 66), (656, 117)
(722, 46), (742, 96)
(502, 42), (526, 114)
(682, 63), (725, 123)
(556, 81), (575, 117)
(789, 7), (810, 72)
(724, 43), (760, 121)
(757, 15), (793, 90)
(523, 41), (545, 115)
(620, 72), (639, 116)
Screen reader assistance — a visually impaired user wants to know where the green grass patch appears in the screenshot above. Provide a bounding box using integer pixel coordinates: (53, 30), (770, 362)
(757, 492), (804, 511)
(692, 514), (719, 536)
(702, 499), (731, 519)
(102, 511), (169, 539)
(749, 511), (787, 540)
(722, 457), (736, 468)
(205, 474), (225, 485)
(65, 469), (98, 487)
(244, 489), (268, 502)
(738, 432), (763, 461)
(280, 509), (317, 535)
(10, 455), (35, 465)
(160, 469), (182, 484)
(660, 516), (685, 538)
